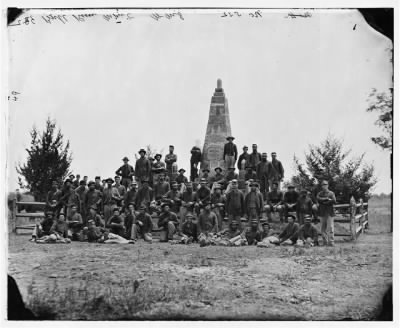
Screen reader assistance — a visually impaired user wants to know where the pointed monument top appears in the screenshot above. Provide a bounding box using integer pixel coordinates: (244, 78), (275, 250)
(217, 78), (222, 89)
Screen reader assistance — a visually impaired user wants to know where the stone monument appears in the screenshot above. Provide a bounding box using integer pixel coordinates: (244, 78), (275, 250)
(201, 79), (232, 176)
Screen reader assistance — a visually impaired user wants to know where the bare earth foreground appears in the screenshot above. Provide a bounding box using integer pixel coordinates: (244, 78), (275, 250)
(8, 198), (392, 320)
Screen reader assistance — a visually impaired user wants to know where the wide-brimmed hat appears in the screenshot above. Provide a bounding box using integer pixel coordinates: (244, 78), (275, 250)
(139, 205), (147, 211)
(202, 168), (210, 173)
(154, 154), (162, 159)
(106, 178), (114, 183)
(214, 167), (223, 172)
(138, 149), (146, 154)
(226, 136), (235, 140)
(304, 214), (312, 222)
(160, 202), (170, 209)
(178, 168), (186, 173)
(122, 156), (129, 161)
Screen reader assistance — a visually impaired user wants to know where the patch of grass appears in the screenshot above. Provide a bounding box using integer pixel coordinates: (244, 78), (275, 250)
(26, 277), (212, 320)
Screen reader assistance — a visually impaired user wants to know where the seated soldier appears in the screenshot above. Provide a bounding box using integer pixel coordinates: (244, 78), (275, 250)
(131, 205), (153, 242)
(257, 220), (280, 247)
(295, 215), (319, 247)
(37, 212), (70, 243)
(85, 219), (108, 243)
(245, 218), (263, 245)
(180, 213), (198, 244)
(296, 190), (317, 225)
(157, 203), (179, 242)
(198, 202), (219, 247)
(85, 205), (104, 227)
(66, 204), (83, 241)
(124, 203), (136, 239)
(244, 166), (257, 182)
(164, 181), (182, 214)
(265, 182), (284, 222)
(30, 210), (55, 242)
(283, 185), (299, 220)
(278, 215), (300, 245)
(106, 208), (126, 237)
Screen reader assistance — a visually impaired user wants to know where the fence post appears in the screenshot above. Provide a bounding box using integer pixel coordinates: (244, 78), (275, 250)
(359, 198), (364, 234)
(349, 196), (356, 240)
(11, 198), (17, 233)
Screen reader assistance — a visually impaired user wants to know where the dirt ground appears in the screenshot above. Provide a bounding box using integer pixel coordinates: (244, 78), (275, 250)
(8, 227), (392, 320)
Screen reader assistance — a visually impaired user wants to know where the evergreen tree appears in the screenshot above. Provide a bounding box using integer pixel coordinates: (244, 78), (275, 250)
(16, 117), (72, 201)
(290, 135), (376, 203)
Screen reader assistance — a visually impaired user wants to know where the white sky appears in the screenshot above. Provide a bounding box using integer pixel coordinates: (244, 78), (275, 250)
(6, 8), (393, 193)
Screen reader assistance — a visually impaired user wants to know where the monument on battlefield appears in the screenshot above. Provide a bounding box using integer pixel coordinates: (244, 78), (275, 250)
(201, 79), (232, 176)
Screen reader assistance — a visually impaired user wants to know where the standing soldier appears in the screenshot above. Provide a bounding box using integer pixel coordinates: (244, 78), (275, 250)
(113, 176), (126, 207)
(102, 178), (121, 222)
(94, 176), (104, 192)
(237, 146), (250, 171)
(135, 149), (152, 188)
(165, 145), (177, 180)
(84, 181), (103, 221)
(225, 179), (245, 228)
(248, 144), (262, 173)
(46, 180), (61, 214)
(244, 182), (264, 225)
(59, 179), (81, 218)
(190, 145), (202, 182)
(270, 152), (285, 189)
(115, 157), (135, 188)
(152, 153), (166, 185)
(223, 136), (238, 170)
(257, 153), (272, 198)
(210, 184), (226, 230)
(75, 180), (87, 217)
(316, 180), (336, 246)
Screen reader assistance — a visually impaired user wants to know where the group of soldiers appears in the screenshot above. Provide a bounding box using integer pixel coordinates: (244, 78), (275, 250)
(31, 140), (337, 247)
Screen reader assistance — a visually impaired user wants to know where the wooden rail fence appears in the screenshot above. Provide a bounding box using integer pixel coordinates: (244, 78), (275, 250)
(11, 198), (369, 241)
